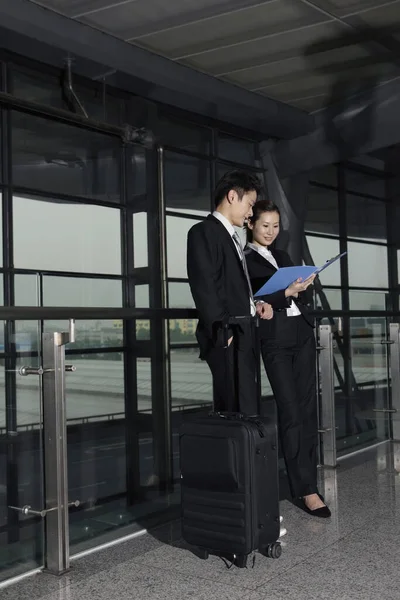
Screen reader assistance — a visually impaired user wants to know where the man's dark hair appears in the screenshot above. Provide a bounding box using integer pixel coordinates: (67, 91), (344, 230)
(214, 170), (263, 208)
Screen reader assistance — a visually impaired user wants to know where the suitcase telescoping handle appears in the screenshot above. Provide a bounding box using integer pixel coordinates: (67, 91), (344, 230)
(222, 315), (262, 416)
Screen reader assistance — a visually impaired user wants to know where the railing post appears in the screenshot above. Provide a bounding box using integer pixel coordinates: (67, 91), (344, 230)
(318, 325), (337, 468)
(42, 322), (77, 575)
(389, 323), (400, 441)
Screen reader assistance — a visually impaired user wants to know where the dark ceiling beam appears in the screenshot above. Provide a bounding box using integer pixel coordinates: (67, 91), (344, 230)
(273, 76), (400, 177)
(0, 0), (313, 139)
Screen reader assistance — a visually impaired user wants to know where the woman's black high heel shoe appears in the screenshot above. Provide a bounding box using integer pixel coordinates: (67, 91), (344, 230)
(295, 493), (331, 518)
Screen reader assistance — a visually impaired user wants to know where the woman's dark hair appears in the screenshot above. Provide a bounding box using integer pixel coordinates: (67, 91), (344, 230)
(214, 170), (262, 208)
(246, 200), (280, 244)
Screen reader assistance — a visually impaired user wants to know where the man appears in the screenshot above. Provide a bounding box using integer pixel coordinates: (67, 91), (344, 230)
(187, 170), (287, 539)
(187, 169), (273, 416)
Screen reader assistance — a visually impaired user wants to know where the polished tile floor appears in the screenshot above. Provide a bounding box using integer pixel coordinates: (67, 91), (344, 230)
(2, 442), (400, 600)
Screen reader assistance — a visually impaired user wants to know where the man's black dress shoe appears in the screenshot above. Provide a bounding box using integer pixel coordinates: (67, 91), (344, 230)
(295, 494), (331, 518)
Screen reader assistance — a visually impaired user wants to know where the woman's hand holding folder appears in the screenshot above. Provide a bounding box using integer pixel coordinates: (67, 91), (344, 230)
(285, 274), (316, 298)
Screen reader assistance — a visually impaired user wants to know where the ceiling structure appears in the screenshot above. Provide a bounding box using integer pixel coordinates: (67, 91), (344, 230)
(29, 0), (400, 113)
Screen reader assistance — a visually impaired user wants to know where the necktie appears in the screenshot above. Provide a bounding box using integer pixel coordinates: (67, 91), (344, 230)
(232, 232), (256, 314)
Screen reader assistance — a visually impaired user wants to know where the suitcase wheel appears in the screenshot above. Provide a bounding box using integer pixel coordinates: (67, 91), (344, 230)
(198, 549), (209, 560)
(234, 555), (248, 569)
(265, 543), (282, 559)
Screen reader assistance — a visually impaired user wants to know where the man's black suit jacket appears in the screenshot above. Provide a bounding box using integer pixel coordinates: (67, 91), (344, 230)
(245, 246), (314, 348)
(187, 214), (252, 359)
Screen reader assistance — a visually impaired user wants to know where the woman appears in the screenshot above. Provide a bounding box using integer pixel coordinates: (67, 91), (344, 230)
(246, 200), (331, 518)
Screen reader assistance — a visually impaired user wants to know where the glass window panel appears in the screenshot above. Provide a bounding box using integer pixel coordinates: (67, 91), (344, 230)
(170, 347), (212, 410)
(319, 316), (345, 389)
(39, 319), (123, 349)
(169, 318), (198, 344)
(0, 190), (3, 264)
(164, 152), (210, 214)
(314, 288), (342, 310)
(13, 195), (122, 275)
(11, 67), (64, 109)
(137, 357), (151, 415)
(12, 111), (121, 203)
(345, 168), (385, 198)
(167, 215), (202, 278)
(157, 117), (211, 154)
(169, 347), (213, 482)
(6, 323), (42, 426)
(348, 241), (388, 288)
(306, 186), (339, 235)
(168, 282), (195, 308)
(13, 320), (43, 348)
(11, 67), (126, 126)
(398, 249), (400, 285)
(133, 212), (148, 268)
(0, 321), (45, 580)
(261, 370), (273, 398)
(136, 319), (150, 340)
(15, 274), (39, 306)
(73, 85), (126, 127)
(350, 317), (388, 385)
(348, 316), (390, 449)
(136, 357), (170, 496)
(63, 350), (126, 539)
(64, 351), (124, 419)
(216, 163), (231, 182)
(347, 194), (386, 242)
(349, 290), (388, 311)
(0, 118), (2, 181)
(306, 236), (341, 285)
(310, 165), (338, 187)
(43, 277), (122, 307)
(218, 133), (256, 165)
(130, 147), (146, 198)
(127, 96), (151, 130)
(136, 284), (149, 307)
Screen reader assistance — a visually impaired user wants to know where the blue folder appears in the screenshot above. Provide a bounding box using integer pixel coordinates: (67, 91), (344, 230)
(254, 252), (346, 297)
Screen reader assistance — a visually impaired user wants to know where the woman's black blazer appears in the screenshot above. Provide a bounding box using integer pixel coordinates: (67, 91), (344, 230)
(245, 246), (314, 347)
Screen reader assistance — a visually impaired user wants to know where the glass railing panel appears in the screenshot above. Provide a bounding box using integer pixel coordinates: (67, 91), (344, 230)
(0, 321), (44, 583)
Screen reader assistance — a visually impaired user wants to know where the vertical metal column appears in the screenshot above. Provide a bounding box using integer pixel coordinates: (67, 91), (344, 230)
(150, 146), (173, 491)
(318, 325), (337, 468)
(42, 324), (78, 575)
(389, 323), (400, 441)
(42, 331), (69, 574)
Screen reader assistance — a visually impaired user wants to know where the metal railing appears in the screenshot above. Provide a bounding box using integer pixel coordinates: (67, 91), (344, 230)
(7, 320), (78, 575)
(1, 305), (399, 576)
(0, 307), (399, 320)
(317, 320), (400, 468)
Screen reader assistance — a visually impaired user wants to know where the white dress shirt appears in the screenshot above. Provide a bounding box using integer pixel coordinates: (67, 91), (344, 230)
(248, 243), (301, 317)
(212, 211), (256, 316)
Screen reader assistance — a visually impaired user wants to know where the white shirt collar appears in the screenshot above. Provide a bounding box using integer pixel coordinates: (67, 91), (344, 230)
(248, 242), (272, 256)
(212, 211), (235, 238)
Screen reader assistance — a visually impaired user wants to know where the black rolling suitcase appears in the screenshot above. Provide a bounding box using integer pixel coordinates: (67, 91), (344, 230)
(179, 317), (281, 568)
